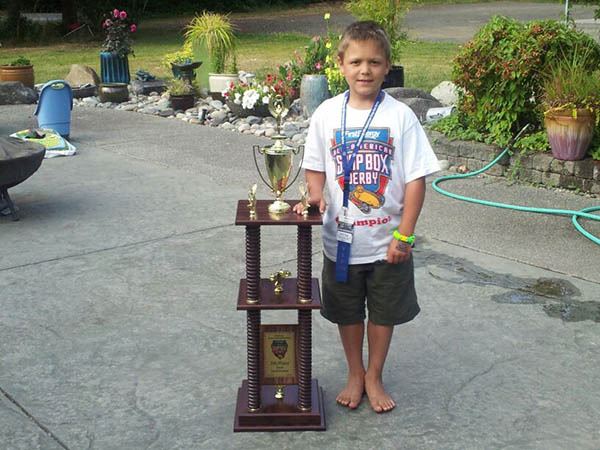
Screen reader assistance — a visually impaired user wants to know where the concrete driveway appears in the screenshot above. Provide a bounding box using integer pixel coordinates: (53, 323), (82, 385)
(1, 103), (599, 449)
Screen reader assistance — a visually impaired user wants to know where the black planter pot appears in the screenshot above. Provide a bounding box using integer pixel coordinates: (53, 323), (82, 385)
(170, 94), (195, 111)
(227, 101), (270, 118)
(382, 65), (404, 89)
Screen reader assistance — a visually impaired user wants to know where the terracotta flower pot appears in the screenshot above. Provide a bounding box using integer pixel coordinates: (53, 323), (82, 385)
(544, 108), (595, 161)
(0, 65), (34, 88)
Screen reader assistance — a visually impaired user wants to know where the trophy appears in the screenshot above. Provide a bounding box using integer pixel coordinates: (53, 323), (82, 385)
(253, 95), (304, 215)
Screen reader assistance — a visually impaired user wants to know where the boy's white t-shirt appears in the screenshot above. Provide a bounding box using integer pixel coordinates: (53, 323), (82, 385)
(303, 92), (441, 264)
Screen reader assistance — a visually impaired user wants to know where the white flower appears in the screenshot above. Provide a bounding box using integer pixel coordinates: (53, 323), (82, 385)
(262, 85), (270, 94)
(242, 89), (259, 109)
(234, 92), (242, 105)
(262, 95), (270, 104)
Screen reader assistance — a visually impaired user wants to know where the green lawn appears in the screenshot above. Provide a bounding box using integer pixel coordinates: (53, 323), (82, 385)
(0, 34), (458, 92)
(0, 3), (460, 92)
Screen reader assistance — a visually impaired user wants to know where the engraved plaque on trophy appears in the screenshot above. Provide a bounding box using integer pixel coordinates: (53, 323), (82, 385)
(261, 325), (298, 387)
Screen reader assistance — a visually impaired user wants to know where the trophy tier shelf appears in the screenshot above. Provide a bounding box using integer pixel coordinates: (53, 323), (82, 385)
(235, 199), (323, 226)
(237, 278), (321, 310)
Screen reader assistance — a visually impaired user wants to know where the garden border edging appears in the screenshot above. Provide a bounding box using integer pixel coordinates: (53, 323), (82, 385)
(426, 130), (600, 195)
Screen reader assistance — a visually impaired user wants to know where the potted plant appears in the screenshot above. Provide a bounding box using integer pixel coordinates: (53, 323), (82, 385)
(184, 12), (238, 96)
(298, 14), (339, 116)
(541, 47), (600, 161)
(162, 41), (200, 80)
(168, 78), (197, 111)
(0, 56), (34, 88)
(346, 0), (414, 87)
(222, 80), (273, 117)
(100, 8), (137, 84)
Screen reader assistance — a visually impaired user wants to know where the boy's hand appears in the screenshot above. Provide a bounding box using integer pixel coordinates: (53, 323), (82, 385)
(386, 239), (411, 264)
(292, 198), (327, 215)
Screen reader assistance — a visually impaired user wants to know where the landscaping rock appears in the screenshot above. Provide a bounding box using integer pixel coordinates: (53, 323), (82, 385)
(210, 100), (223, 110)
(130, 79), (167, 95)
(221, 122), (235, 131)
(431, 81), (459, 107)
(398, 97), (443, 123)
(159, 108), (174, 117)
(246, 116), (262, 125)
(65, 64), (100, 87)
(82, 97), (99, 106)
(384, 87), (439, 102)
(118, 104), (138, 111)
(0, 81), (38, 105)
(209, 110), (228, 126)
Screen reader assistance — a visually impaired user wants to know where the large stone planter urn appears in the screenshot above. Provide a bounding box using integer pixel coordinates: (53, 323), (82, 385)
(100, 52), (130, 84)
(300, 74), (330, 117)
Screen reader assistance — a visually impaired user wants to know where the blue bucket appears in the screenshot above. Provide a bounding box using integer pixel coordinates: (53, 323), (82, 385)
(34, 80), (73, 137)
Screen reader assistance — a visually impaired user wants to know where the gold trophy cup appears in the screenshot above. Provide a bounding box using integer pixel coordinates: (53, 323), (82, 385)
(253, 95), (304, 215)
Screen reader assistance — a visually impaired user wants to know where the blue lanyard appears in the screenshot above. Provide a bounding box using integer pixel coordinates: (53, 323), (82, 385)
(340, 90), (384, 209)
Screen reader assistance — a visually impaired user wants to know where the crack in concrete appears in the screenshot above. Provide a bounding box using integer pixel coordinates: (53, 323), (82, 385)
(0, 385), (70, 449)
(85, 429), (95, 450)
(131, 378), (161, 450)
(444, 357), (519, 421)
(0, 223), (233, 273)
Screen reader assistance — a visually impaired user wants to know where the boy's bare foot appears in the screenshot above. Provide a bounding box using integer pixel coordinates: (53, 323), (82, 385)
(336, 373), (365, 409)
(364, 373), (395, 413)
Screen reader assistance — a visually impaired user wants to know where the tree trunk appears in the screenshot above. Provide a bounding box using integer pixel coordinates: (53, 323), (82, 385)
(6, 0), (22, 41)
(61, 0), (78, 30)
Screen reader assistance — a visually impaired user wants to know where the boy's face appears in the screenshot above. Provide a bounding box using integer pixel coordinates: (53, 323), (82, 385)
(338, 39), (390, 106)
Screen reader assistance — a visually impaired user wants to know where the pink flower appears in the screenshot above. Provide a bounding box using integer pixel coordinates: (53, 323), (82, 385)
(315, 62), (322, 70)
(113, 9), (119, 18)
(130, 24), (137, 32)
(119, 10), (127, 20)
(103, 19), (112, 28)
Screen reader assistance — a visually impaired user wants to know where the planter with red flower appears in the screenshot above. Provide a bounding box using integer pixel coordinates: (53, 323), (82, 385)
(100, 9), (137, 84)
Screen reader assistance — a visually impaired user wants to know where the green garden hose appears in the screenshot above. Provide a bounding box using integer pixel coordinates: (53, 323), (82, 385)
(431, 125), (600, 245)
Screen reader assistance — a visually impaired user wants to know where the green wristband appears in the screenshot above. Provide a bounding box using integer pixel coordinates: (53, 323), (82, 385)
(392, 230), (415, 247)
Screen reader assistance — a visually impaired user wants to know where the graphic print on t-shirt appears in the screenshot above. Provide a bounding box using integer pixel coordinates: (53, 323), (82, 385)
(331, 127), (395, 213)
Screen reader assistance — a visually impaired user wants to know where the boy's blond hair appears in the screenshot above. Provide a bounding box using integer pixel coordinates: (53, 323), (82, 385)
(337, 21), (391, 63)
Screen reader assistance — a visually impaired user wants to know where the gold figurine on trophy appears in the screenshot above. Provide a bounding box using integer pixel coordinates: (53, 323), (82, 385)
(269, 269), (291, 295)
(298, 182), (310, 218)
(247, 183), (257, 218)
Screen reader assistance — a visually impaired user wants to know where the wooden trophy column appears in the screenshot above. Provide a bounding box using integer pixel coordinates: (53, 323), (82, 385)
(233, 200), (326, 432)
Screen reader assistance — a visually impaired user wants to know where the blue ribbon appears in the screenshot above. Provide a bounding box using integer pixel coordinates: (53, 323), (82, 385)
(335, 90), (384, 282)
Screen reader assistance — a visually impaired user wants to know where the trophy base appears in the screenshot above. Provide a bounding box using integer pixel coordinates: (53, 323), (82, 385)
(233, 379), (326, 432)
(268, 200), (291, 215)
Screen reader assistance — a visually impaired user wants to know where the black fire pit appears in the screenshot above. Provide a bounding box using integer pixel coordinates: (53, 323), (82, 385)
(0, 137), (46, 221)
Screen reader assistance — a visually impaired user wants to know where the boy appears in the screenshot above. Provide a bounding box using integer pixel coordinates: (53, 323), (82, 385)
(294, 21), (440, 413)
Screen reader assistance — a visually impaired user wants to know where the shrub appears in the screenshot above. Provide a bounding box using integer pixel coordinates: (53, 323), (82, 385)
(452, 16), (600, 146)
(345, 0), (417, 64)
